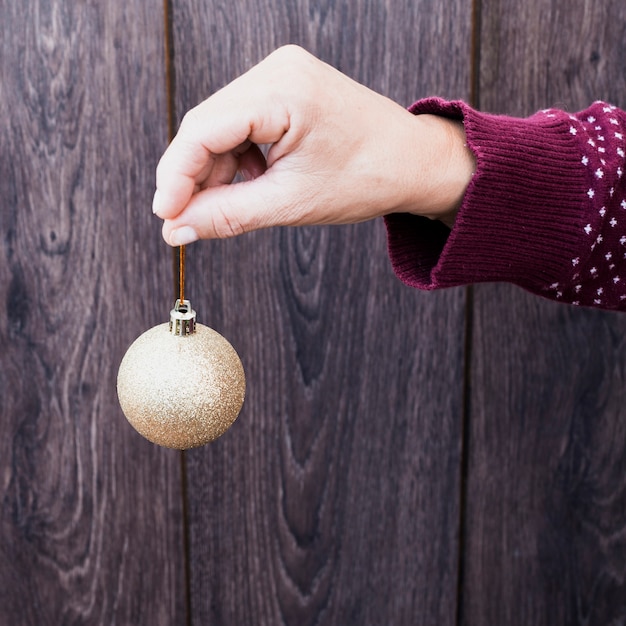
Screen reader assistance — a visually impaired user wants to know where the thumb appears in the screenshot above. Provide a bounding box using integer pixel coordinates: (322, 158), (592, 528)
(161, 172), (298, 244)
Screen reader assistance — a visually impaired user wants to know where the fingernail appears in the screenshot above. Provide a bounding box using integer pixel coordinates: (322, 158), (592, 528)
(152, 190), (162, 215)
(169, 226), (199, 246)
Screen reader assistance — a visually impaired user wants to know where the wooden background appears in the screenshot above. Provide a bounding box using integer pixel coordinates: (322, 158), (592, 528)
(0, 0), (624, 624)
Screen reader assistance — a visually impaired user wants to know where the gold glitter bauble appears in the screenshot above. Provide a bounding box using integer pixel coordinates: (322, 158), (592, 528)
(117, 320), (245, 449)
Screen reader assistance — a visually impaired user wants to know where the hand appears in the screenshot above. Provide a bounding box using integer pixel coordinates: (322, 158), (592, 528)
(153, 45), (474, 245)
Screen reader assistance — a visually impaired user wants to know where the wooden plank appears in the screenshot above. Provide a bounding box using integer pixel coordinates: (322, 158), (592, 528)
(463, 1), (626, 623)
(0, 3), (186, 624)
(170, 1), (471, 624)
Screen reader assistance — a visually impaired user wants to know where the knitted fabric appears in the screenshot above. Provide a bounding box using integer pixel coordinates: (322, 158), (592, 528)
(384, 98), (626, 310)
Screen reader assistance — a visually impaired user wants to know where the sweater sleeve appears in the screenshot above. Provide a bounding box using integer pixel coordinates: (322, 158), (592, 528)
(384, 98), (626, 311)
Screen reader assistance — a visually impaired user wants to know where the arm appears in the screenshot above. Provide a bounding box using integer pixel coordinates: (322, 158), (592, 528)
(387, 98), (626, 310)
(153, 45), (626, 311)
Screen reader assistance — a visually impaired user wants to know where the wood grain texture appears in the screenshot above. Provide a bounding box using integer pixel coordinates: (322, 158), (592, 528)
(170, 1), (471, 624)
(463, 1), (626, 624)
(0, 2), (186, 624)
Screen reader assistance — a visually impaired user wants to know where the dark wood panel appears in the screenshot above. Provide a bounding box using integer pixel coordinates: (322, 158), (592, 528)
(464, 1), (626, 624)
(171, 1), (471, 624)
(0, 3), (186, 624)
(478, 0), (626, 114)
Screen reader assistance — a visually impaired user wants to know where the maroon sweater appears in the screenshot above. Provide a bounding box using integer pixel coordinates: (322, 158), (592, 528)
(385, 99), (626, 311)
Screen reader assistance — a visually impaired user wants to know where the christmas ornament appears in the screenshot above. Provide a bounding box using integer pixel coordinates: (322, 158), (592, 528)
(117, 247), (245, 449)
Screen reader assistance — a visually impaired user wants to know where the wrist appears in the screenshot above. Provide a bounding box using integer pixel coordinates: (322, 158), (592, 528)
(405, 114), (475, 227)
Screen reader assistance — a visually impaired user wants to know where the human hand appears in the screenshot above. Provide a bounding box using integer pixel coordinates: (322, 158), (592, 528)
(153, 45), (474, 245)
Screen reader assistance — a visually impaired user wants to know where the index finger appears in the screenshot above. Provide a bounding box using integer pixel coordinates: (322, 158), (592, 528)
(153, 87), (291, 219)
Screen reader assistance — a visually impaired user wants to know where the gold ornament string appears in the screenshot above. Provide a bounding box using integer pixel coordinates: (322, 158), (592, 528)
(179, 244), (186, 304)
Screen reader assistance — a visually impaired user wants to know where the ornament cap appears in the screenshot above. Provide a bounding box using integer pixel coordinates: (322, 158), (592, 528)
(169, 299), (196, 336)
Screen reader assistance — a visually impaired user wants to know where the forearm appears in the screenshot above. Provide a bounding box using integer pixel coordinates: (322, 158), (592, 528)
(387, 99), (626, 311)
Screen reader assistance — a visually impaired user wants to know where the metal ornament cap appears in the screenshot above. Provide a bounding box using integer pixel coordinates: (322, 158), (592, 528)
(170, 298), (196, 336)
(117, 303), (245, 449)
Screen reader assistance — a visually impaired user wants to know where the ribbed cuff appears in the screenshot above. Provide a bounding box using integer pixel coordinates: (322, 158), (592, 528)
(385, 98), (590, 293)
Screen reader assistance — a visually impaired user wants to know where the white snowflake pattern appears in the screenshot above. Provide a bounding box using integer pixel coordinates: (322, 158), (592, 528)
(504, 105), (626, 309)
